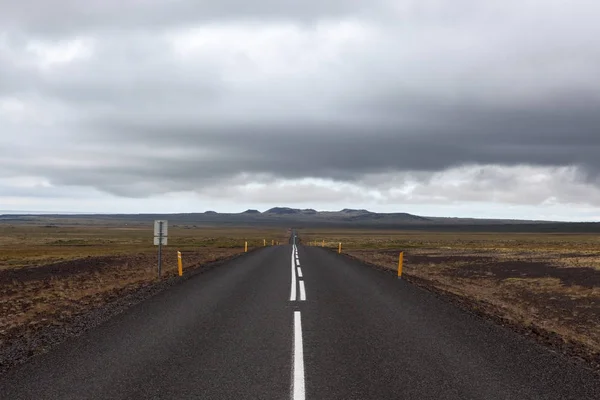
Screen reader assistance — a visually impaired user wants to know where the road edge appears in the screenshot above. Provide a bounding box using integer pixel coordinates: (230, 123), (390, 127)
(326, 248), (600, 375)
(0, 248), (263, 375)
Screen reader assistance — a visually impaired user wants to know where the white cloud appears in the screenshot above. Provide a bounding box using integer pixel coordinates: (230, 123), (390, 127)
(26, 37), (94, 69)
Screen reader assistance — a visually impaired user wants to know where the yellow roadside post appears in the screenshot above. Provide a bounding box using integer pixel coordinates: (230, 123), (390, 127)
(338, 242), (342, 254)
(322, 239), (325, 247)
(245, 241), (248, 253)
(398, 252), (404, 278)
(272, 239), (275, 246)
(264, 239), (266, 247)
(177, 251), (183, 277)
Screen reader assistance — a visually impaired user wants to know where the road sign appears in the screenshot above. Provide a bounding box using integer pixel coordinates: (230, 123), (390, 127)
(154, 236), (168, 246)
(154, 220), (168, 238)
(154, 220), (168, 278)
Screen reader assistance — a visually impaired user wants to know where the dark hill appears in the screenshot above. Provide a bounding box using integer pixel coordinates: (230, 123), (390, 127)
(264, 207), (300, 215)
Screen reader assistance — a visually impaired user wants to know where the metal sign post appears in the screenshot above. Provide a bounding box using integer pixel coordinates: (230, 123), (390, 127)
(154, 220), (168, 278)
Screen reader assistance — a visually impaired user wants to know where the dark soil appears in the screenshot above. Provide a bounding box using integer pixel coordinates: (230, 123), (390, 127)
(386, 250), (600, 288)
(0, 256), (126, 284)
(437, 259), (600, 288)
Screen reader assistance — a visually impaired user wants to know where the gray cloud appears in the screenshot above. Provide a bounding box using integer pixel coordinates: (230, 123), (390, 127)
(1, 0), (600, 214)
(0, 0), (379, 36)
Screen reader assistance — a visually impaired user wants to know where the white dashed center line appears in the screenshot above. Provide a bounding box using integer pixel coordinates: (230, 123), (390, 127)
(299, 281), (306, 301)
(290, 245), (297, 301)
(291, 245), (307, 301)
(292, 311), (306, 400)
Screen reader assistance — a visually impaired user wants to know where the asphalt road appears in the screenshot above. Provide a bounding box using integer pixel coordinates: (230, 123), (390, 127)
(1, 244), (599, 399)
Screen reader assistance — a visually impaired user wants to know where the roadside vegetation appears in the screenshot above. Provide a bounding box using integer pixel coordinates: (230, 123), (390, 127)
(300, 229), (600, 370)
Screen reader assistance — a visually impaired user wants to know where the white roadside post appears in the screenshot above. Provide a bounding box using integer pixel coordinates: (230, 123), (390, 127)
(154, 220), (169, 278)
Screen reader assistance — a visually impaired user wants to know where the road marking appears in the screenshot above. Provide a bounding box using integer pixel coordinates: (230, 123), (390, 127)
(297, 267), (303, 278)
(299, 281), (306, 301)
(290, 246), (297, 301)
(292, 311), (306, 400)
(296, 259), (301, 266)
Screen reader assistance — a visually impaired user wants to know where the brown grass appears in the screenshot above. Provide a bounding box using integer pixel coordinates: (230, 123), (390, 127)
(0, 224), (285, 269)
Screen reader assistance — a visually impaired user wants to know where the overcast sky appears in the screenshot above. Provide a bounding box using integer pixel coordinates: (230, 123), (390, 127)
(1, 0), (600, 220)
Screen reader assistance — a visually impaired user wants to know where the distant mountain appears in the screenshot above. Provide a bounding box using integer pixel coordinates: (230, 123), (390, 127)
(346, 212), (430, 222)
(265, 207), (300, 215)
(256, 207), (432, 225)
(340, 208), (374, 215)
(4, 207), (598, 233)
(264, 207), (317, 215)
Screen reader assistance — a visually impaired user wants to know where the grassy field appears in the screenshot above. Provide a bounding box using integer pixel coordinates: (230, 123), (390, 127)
(0, 222), (288, 371)
(0, 223), (285, 268)
(300, 229), (600, 368)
